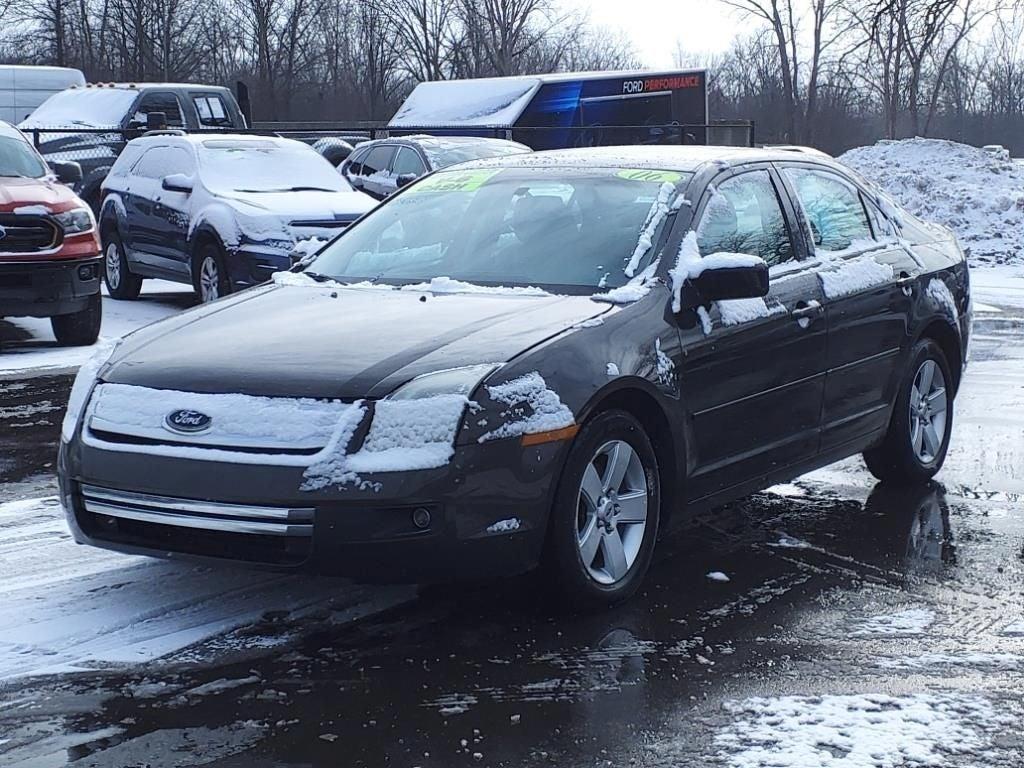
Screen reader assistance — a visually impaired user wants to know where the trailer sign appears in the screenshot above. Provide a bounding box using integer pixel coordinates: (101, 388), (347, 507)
(623, 74), (703, 94)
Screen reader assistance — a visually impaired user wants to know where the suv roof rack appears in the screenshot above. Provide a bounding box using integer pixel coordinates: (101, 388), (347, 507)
(142, 129), (187, 137)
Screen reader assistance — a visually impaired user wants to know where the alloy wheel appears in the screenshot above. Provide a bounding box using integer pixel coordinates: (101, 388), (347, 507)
(909, 358), (948, 464)
(576, 439), (649, 585)
(199, 255), (220, 302)
(105, 242), (121, 289)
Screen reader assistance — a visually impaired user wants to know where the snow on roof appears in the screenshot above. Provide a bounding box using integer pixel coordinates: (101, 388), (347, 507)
(839, 137), (1024, 267)
(455, 144), (818, 173)
(390, 77), (541, 128)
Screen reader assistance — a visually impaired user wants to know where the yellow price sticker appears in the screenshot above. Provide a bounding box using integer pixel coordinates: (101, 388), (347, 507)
(616, 169), (684, 183)
(411, 169), (502, 193)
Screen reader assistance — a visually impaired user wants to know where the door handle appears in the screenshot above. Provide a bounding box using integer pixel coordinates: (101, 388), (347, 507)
(792, 300), (823, 328)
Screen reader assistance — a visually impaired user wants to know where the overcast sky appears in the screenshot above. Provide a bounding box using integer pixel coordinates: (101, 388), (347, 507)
(568, 0), (741, 67)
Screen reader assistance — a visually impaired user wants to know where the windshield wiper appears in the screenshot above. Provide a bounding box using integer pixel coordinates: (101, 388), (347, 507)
(300, 271), (335, 283)
(235, 186), (336, 194)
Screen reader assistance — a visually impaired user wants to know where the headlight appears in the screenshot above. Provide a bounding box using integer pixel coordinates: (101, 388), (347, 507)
(387, 363), (502, 401)
(53, 207), (95, 235)
(61, 339), (120, 442)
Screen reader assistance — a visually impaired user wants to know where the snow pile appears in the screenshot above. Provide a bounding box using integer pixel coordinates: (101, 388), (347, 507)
(851, 607), (935, 637)
(486, 518), (521, 534)
(839, 137), (1024, 266)
(592, 259), (661, 304)
(346, 395), (467, 473)
(479, 372), (574, 442)
(669, 231), (702, 312)
(401, 276), (550, 296)
(717, 297), (787, 326)
(716, 693), (1018, 767)
(654, 338), (675, 384)
(818, 255), (894, 298)
(390, 76), (541, 127)
(877, 652), (1023, 671)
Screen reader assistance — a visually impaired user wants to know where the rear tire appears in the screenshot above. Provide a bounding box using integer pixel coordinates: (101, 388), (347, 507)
(193, 241), (231, 303)
(51, 292), (102, 347)
(864, 339), (954, 484)
(543, 410), (661, 610)
(103, 232), (142, 300)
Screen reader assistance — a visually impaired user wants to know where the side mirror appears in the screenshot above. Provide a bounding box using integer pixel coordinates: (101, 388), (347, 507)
(161, 173), (193, 194)
(396, 173), (418, 189)
(51, 160), (82, 185)
(690, 260), (769, 303)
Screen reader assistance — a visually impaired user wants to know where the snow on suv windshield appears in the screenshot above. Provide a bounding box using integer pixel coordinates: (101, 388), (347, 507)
(0, 135), (47, 178)
(310, 166), (690, 291)
(199, 139), (352, 194)
(21, 88), (138, 129)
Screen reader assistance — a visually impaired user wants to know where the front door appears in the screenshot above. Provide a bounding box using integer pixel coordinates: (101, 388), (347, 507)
(779, 164), (918, 451)
(679, 166), (828, 501)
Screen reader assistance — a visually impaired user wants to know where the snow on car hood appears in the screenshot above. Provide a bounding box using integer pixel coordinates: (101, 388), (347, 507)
(0, 176), (84, 211)
(219, 188), (375, 220)
(103, 284), (610, 399)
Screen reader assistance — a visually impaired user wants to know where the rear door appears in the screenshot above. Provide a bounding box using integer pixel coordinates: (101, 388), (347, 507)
(779, 163), (919, 451)
(679, 164), (828, 501)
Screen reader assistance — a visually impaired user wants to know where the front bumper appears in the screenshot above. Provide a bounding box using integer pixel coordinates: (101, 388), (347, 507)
(58, 434), (564, 583)
(0, 256), (101, 318)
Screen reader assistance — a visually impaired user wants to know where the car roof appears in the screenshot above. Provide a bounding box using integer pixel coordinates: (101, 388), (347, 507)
(70, 83), (229, 93)
(129, 133), (302, 150)
(355, 135), (527, 151)
(454, 144), (842, 174)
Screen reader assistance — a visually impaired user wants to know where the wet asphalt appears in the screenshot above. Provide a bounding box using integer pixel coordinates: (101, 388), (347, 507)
(0, 307), (1022, 768)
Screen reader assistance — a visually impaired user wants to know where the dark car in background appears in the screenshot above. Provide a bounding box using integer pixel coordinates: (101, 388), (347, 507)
(0, 120), (102, 345)
(340, 134), (531, 198)
(99, 133), (375, 302)
(59, 146), (969, 608)
(20, 83), (247, 213)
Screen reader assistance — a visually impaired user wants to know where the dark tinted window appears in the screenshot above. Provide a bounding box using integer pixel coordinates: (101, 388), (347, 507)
(391, 147), (427, 177)
(346, 148), (368, 175)
(362, 145), (395, 176)
(132, 92), (185, 127)
(697, 170), (794, 266)
(784, 167), (873, 252)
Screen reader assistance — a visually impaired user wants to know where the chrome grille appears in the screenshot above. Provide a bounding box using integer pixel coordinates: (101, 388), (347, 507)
(0, 214), (60, 253)
(80, 484), (314, 537)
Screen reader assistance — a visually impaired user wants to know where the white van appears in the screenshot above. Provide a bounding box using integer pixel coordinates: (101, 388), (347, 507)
(0, 66), (86, 124)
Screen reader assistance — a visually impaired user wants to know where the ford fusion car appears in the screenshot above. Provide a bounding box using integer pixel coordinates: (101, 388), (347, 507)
(58, 146), (970, 607)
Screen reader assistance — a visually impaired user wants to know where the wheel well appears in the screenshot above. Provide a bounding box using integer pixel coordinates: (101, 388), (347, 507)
(189, 230), (223, 276)
(919, 319), (963, 394)
(586, 387), (682, 529)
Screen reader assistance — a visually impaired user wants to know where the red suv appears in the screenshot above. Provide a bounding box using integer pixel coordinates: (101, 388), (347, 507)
(0, 121), (102, 346)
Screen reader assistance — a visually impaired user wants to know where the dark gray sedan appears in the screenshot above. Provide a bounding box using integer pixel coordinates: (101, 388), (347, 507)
(58, 146), (971, 607)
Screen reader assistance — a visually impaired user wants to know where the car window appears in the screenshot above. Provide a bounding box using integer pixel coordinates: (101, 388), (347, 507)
(131, 92), (185, 128)
(362, 146), (395, 177)
(0, 134), (48, 178)
(697, 169), (795, 267)
(132, 146), (193, 179)
(346, 148), (368, 176)
(391, 147), (427, 177)
(784, 167), (873, 252)
(192, 94), (232, 128)
(311, 166), (691, 291)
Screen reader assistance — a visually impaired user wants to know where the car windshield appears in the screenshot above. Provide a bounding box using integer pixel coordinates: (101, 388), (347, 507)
(417, 138), (531, 169)
(199, 139), (353, 193)
(20, 88), (138, 128)
(0, 134), (48, 178)
(310, 166), (690, 291)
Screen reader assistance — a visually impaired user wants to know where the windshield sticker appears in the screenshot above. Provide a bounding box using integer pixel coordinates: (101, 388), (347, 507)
(412, 169), (502, 193)
(616, 169), (684, 184)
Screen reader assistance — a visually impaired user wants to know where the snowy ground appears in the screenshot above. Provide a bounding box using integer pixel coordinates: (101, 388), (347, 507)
(0, 280), (193, 378)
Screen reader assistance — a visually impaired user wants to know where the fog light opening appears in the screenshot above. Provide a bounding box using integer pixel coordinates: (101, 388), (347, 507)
(411, 507), (432, 529)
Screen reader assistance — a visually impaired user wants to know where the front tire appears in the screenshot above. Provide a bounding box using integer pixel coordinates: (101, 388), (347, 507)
(193, 241), (231, 303)
(51, 292), (102, 346)
(103, 233), (142, 300)
(864, 339), (954, 484)
(543, 410), (661, 610)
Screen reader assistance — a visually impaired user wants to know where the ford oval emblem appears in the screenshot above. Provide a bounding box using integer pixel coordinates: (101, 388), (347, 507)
(165, 409), (212, 433)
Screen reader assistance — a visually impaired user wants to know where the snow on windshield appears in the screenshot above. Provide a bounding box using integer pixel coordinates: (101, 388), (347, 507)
(0, 135), (47, 178)
(310, 167), (688, 292)
(21, 88), (138, 129)
(390, 77), (541, 127)
(198, 139), (349, 194)
(414, 136), (531, 169)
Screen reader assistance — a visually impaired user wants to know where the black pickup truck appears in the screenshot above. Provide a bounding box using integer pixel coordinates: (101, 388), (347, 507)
(19, 83), (247, 213)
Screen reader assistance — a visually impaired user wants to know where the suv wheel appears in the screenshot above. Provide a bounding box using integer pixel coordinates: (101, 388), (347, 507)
(51, 292), (102, 347)
(193, 242), (230, 303)
(864, 339), (954, 484)
(544, 410), (661, 610)
(103, 233), (142, 300)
